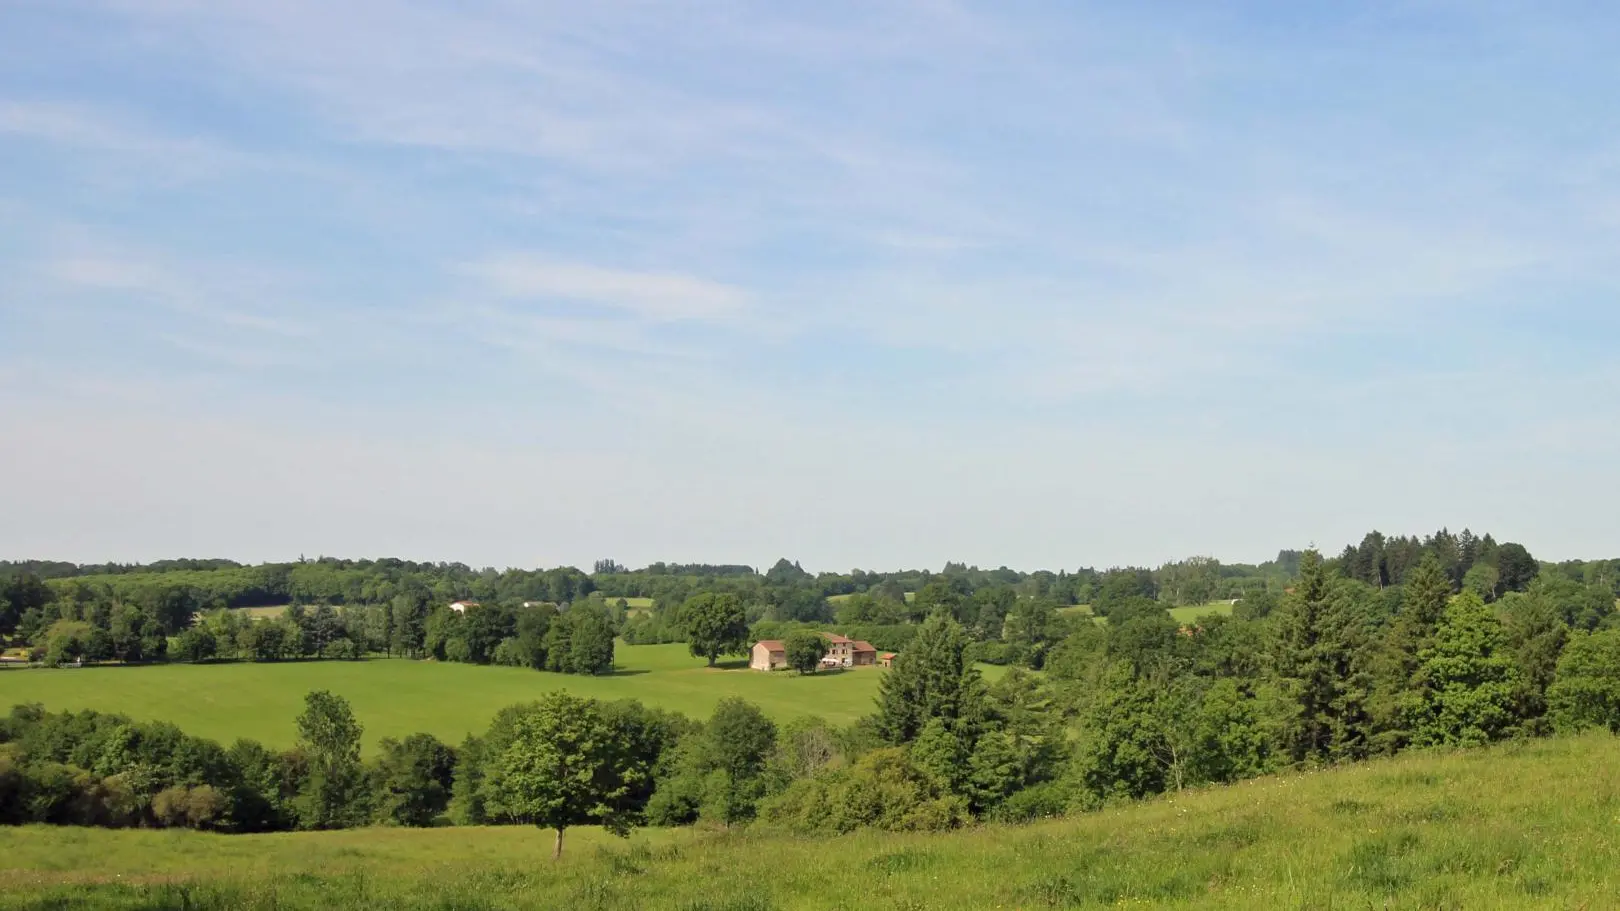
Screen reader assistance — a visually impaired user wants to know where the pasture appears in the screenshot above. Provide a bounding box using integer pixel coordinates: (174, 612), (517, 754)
(1060, 602), (1237, 626)
(2, 732), (1616, 909)
(0, 644), (897, 749)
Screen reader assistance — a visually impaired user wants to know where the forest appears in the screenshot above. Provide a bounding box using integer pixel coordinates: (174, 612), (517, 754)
(3, 528), (1620, 850)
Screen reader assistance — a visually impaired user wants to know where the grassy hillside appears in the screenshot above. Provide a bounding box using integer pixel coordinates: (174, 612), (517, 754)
(1, 733), (1615, 909)
(0, 644), (894, 749)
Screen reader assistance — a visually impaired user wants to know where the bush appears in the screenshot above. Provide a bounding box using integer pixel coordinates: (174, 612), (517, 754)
(152, 785), (228, 829)
(322, 639), (359, 661)
(759, 747), (968, 834)
(991, 779), (1075, 823)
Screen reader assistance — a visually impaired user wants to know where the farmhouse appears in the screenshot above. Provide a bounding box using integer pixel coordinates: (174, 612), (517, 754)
(448, 600), (480, 613)
(749, 633), (879, 671)
(750, 640), (788, 671)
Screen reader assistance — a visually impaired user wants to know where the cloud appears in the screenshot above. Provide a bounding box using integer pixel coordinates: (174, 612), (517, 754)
(0, 100), (270, 182)
(462, 256), (747, 322)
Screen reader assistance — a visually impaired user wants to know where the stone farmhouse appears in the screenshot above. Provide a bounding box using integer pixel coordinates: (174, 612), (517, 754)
(749, 632), (879, 671)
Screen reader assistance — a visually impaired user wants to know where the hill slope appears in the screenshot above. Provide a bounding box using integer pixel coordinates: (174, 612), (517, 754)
(2, 733), (1616, 909)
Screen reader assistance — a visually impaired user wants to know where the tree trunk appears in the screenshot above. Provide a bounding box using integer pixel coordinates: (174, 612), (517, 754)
(553, 827), (564, 860)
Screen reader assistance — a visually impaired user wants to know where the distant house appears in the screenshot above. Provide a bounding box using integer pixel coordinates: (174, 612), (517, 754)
(750, 633), (878, 671)
(448, 600), (480, 613)
(879, 652), (897, 668)
(750, 640), (788, 671)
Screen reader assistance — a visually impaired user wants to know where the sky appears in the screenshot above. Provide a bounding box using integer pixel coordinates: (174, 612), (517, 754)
(1, 0), (1618, 573)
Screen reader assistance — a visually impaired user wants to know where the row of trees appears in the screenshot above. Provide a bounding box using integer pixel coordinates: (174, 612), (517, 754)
(0, 693), (455, 832)
(6, 560), (1620, 848)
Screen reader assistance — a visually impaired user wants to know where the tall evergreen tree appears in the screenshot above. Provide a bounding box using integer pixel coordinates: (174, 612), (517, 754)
(1274, 550), (1374, 762)
(876, 614), (984, 745)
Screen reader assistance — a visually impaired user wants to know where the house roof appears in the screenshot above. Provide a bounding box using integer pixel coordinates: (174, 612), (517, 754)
(821, 632), (852, 644)
(851, 640), (877, 653)
(881, 653), (897, 660)
(755, 640), (786, 652)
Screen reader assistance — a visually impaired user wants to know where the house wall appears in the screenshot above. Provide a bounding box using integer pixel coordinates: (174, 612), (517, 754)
(751, 644), (787, 671)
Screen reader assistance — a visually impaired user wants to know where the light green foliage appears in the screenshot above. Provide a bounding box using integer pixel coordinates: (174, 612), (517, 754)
(0, 644), (901, 749)
(759, 746), (969, 834)
(481, 692), (645, 857)
(42, 620), (92, 667)
(1412, 593), (1521, 747)
(675, 593), (748, 667)
(4, 734), (1620, 907)
(1548, 628), (1620, 733)
(293, 691), (368, 830)
(1463, 562), (1499, 601)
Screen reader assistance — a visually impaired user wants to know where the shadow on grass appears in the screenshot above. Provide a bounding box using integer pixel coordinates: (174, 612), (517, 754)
(599, 669), (652, 678)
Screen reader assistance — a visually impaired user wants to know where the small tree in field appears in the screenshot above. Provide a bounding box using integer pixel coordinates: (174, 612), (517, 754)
(784, 631), (826, 675)
(294, 690), (368, 829)
(678, 593), (749, 666)
(490, 692), (644, 858)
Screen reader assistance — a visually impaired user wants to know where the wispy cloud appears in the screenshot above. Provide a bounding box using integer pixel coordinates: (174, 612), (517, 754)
(462, 256), (747, 323)
(5, 0), (1620, 565)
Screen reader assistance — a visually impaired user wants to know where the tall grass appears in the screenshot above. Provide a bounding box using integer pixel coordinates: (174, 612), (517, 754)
(3, 733), (1616, 909)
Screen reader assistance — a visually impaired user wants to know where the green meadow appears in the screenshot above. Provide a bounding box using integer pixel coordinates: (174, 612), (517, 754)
(0, 644), (900, 749)
(1059, 602), (1237, 626)
(2, 732), (1615, 909)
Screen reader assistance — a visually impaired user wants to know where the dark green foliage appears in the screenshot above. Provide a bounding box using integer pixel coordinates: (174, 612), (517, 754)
(782, 630), (826, 674)
(677, 593), (748, 667)
(1274, 551), (1375, 763)
(370, 733), (456, 827)
(1494, 543), (1539, 594)
(875, 615), (983, 745)
(651, 698), (776, 827)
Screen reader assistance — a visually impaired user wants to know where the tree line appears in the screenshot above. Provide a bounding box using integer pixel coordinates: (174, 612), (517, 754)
(5, 541), (1619, 850)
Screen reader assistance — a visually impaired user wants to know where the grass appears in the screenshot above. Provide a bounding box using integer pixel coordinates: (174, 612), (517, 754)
(1, 733), (1616, 909)
(1063, 602), (1236, 627)
(1169, 601), (1237, 625)
(231, 606), (288, 619)
(0, 644), (900, 749)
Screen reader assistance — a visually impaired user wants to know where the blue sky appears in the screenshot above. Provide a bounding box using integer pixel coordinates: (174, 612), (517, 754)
(2, 0), (1618, 571)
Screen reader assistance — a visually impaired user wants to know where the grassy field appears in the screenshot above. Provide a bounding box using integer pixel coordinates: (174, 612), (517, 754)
(1061, 603), (1236, 626)
(1, 733), (1615, 909)
(1169, 601), (1237, 624)
(0, 644), (904, 749)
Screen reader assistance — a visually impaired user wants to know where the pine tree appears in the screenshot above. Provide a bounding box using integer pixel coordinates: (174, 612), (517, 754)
(1274, 550), (1374, 762)
(1369, 554), (1454, 752)
(876, 614), (984, 745)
